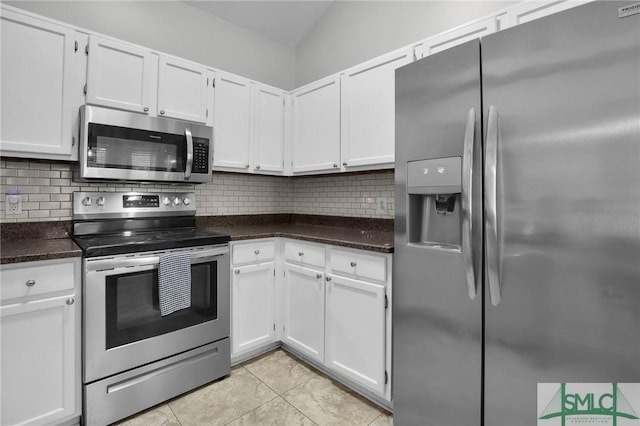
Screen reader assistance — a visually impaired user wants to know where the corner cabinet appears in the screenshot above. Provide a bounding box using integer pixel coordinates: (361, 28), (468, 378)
(290, 75), (341, 174)
(230, 240), (277, 359)
(252, 83), (286, 174)
(0, 8), (87, 160)
(0, 257), (81, 426)
(340, 47), (413, 170)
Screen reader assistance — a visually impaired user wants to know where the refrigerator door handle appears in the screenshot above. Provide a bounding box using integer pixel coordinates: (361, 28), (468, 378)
(485, 105), (501, 306)
(461, 107), (477, 301)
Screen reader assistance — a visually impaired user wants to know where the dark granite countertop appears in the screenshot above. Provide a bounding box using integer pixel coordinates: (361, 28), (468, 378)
(0, 214), (394, 264)
(1, 221), (82, 265)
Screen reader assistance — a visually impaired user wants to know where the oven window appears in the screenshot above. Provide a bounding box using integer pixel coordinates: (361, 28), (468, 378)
(88, 123), (185, 172)
(105, 262), (217, 349)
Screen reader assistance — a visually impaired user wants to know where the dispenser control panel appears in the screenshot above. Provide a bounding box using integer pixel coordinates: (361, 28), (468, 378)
(407, 157), (462, 195)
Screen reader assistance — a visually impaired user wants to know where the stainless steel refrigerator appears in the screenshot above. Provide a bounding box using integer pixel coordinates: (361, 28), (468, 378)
(393, 2), (640, 425)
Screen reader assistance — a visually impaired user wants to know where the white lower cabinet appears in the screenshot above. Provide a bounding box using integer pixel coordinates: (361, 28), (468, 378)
(325, 274), (387, 394)
(0, 258), (81, 426)
(282, 263), (325, 363)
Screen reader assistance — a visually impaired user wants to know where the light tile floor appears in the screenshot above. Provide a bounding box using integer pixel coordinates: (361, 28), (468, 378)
(114, 349), (393, 426)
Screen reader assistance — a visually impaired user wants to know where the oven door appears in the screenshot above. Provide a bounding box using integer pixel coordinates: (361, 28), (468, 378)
(83, 245), (229, 383)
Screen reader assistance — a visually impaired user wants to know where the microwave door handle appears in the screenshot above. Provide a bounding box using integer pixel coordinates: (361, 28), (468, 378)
(185, 128), (193, 179)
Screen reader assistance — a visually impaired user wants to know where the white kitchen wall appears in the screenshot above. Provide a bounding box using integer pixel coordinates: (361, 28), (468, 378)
(0, 159), (393, 222)
(295, 0), (515, 86)
(3, 0), (295, 90)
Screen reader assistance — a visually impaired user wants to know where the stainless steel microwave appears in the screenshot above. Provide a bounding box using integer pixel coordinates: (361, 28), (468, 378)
(76, 105), (213, 184)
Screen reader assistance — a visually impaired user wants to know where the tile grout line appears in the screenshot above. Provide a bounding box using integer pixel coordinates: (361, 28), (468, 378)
(166, 403), (184, 426)
(221, 365), (281, 425)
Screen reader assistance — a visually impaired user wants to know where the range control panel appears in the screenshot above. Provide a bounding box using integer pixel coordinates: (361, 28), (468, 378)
(73, 192), (196, 219)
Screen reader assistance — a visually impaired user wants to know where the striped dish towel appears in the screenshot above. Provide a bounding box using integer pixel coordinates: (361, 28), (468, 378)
(158, 251), (192, 316)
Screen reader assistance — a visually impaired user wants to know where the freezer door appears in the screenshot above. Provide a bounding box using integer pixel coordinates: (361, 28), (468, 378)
(482, 2), (640, 425)
(394, 39), (483, 426)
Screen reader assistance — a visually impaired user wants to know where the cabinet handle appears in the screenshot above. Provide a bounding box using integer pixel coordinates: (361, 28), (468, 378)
(245, 164), (250, 168)
(316, 273), (323, 279)
(160, 110), (165, 115)
(350, 261), (357, 267)
(343, 162), (348, 166)
(26, 279), (36, 287)
(254, 250), (260, 255)
(298, 252), (304, 257)
(66, 298), (75, 305)
(255, 165), (261, 170)
(326, 276), (332, 282)
(234, 269), (240, 275)
(332, 163), (338, 168)
(143, 107), (149, 113)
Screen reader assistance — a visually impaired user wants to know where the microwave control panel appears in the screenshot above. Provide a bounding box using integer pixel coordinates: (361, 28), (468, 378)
(193, 138), (209, 174)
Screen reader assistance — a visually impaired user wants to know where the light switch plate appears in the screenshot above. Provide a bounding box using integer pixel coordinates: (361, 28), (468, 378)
(6, 194), (22, 215)
(376, 197), (388, 214)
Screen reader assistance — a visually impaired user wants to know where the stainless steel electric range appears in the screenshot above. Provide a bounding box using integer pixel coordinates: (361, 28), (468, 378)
(72, 191), (230, 426)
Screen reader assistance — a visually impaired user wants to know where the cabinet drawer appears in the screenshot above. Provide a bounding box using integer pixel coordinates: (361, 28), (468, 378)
(1, 259), (77, 302)
(329, 249), (387, 282)
(232, 240), (275, 265)
(284, 241), (325, 269)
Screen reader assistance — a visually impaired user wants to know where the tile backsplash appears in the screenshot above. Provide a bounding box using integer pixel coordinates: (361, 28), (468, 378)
(0, 159), (394, 223)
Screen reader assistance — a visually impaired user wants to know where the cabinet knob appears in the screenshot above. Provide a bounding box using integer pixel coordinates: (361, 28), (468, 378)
(254, 250), (260, 255)
(245, 164), (250, 168)
(298, 252), (304, 257)
(66, 298), (75, 305)
(143, 107), (149, 113)
(333, 163), (338, 168)
(255, 165), (261, 170)
(234, 269), (240, 275)
(26, 279), (36, 287)
(350, 261), (357, 267)
(316, 273), (323, 279)
(326, 276), (332, 282)
(160, 110), (165, 115)
(343, 162), (348, 166)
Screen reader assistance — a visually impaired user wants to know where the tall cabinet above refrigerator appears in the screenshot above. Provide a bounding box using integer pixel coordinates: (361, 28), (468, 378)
(393, 2), (640, 425)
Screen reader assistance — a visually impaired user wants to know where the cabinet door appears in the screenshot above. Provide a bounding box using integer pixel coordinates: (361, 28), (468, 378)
(252, 83), (285, 173)
(86, 35), (157, 114)
(213, 71), (252, 171)
(291, 76), (341, 173)
(415, 16), (497, 59)
(326, 274), (386, 394)
(340, 48), (413, 169)
(1, 294), (78, 426)
(283, 264), (325, 363)
(0, 10), (85, 160)
(231, 262), (275, 356)
(157, 55), (208, 123)
(501, 0), (588, 29)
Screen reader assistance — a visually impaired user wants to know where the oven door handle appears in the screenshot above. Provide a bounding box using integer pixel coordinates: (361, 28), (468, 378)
(86, 248), (228, 272)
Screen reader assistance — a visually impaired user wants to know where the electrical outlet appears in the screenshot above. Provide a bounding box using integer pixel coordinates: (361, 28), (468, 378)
(6, 194), (22, 215)
(376, 197), (388, 214)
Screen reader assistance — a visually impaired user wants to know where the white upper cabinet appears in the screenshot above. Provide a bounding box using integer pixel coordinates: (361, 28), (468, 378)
(500, 0), (589, 29)
(0, 9), (86, 160)
(86, 35), (157, 115)
(157, 55), (209, 123)
(340, 48), (413, 170)
(213, 71), (252, 171)
(415, 16), (497, 59)
(290, 75), (341, 174)
(252, 83), (286, 173)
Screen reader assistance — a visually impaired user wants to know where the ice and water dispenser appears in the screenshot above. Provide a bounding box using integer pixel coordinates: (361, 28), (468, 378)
(407, 157), (462, 249)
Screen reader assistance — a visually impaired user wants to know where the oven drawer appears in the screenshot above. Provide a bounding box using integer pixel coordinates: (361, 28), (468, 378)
(284, 240), (325, 269)
(232, 240), (275, 265)
(328, 248), (387, 283)
(0, 258), (78, 303)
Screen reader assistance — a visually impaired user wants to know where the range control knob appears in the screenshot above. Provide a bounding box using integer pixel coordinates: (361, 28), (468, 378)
(82, 197), (92, 207)
(162, 197), (171, 206)
(96, 197), (105, 207)
(173, 197), (181, 206)
(183, 197), (191, 206)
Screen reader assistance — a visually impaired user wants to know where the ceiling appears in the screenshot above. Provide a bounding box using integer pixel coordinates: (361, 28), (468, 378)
(184, 1), (334, 48)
